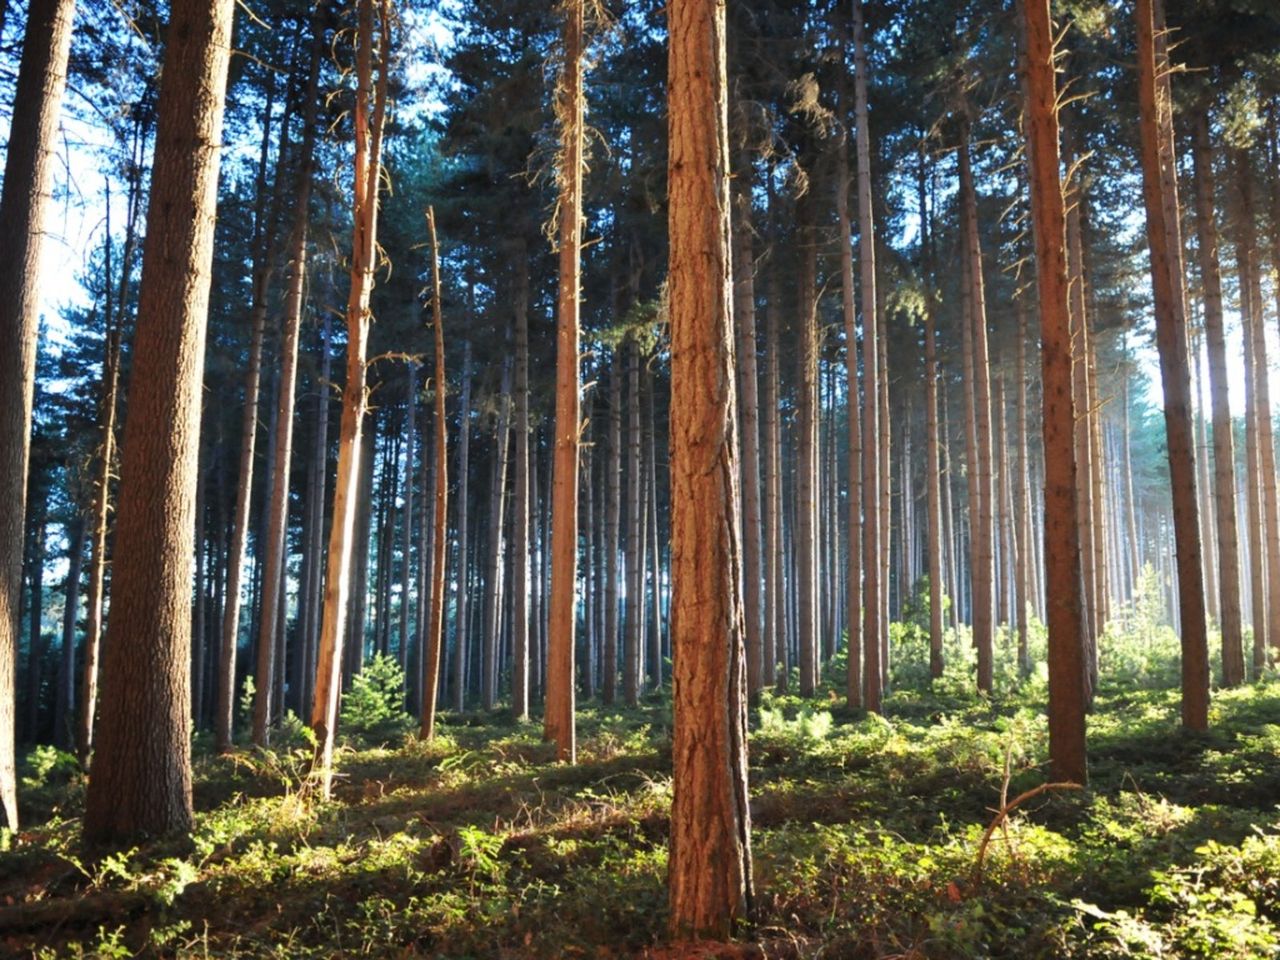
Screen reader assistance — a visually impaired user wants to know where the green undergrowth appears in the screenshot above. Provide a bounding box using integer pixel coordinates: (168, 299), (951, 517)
(3, 631), (1280, 958)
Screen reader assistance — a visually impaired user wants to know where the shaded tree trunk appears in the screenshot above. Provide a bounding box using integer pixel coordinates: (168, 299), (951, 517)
(1134, 0), (1209, 731)
(1190, 110), (1244, 686)
(83, 0), (235, 842)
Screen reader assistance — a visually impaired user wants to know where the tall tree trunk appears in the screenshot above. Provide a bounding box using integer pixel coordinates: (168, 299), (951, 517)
(1021, 0), (1087, 785)
(921, 156), (944, 680)
(1134, 0), (1209, 731)
(23, 500), (46, 742)
(602, 351), (621, 706)
(483, 359), (512, 715)
(667, 0), (752, 934)
(399, 364), (418, 671)
(1232, 151), (1280, 664)
(1014, 296), (1031, 673)
(55, 518), (84, 749)
(83, 0), (235, 842)
(450, 343), (473, 714)
(957, 130), (995, 695)
(795, 201), (820, 698)
(646, 371), (663, 691)
(763, 206), (783, 692)
(0, 0), (76, 830)
(1190, 110), (1244, 686)
(624, 338), (644, 706)
(308, 0), (390, 794)
(421, 208), (450, 739)
(853, 0), (881, 712)
(508, 248), (531, 714)
(732, 157), (764, 700)
(838, 93), (863, 704)
(545, 0), (582, 761)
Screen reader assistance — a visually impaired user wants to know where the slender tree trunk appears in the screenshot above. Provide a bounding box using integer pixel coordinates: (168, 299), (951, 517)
(450, 343), (473, 714)
(421, 208), (450, 739)
(625, 338), (644, 706)
(83, 0), (235, 842)
(55, 518), (84, 749)
(1134, 0), (1209, 731)
(853, 0), (881, 712)
(23, 501), (46, 743)
(309, 0), (391, 794)
(763, 189), (783, 691)
(667, 0), (752, 934)
(545, 0), (582, 760)
(1232, 152), (1280, 664)
(399, 364), (418, 672)
(483, 359), (512, 714)
(602, 352), (621, 705)
(1190, 110), (1244, 686)
(838, 97), (864, 704)
(1021, 0), (1087, 785)
(646, 372), (663, 691)
(731, 157), (764, 700)
(958, 130), (995, 695)
(795, 200), (820, 698)
(0, 0), (76, 829)
(507, 250), (531, 714)
(1015, 296), (1031, 673)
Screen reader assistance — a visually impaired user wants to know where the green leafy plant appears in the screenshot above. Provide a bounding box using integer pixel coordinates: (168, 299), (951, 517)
(339, 653), (412, 744)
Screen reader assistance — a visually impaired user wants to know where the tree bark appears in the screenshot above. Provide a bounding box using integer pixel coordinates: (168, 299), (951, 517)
(1134, 0), (1209, 731)
(508, 248), (531, 714)
(55, 518), (84, 749)
(308, 0), (391, 794)
(0, 0), (76, 830)
(603, 351), (622, 706)
(853, 0), (881, 713)
(545, 0), (582, 761)
(421, 208), (449, 739)
(1021, 0), (1087, 785)
(83, 0), (235, 842)
(667, 0), (753, 936)
(449, 343), (473, 715)
(1190, 110), (1245, 686)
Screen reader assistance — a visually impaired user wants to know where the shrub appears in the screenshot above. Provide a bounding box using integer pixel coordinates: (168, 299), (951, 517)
(340, 653), (412, 744)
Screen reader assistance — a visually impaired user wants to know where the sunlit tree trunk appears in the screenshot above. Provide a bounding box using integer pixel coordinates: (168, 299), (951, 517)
(603, 350), (621, 705)
(0, 0), (76, 827)
(957, 129), (994, 695)
(795, 200), (819, 698)
(421, 207), (449, 739)
(83, 0), (235, 841)
(482, 358), (512, 715)
(309, 0), (391, 793)
(450, 344), (473, 710)
(1190, 110), (1244, 686)
(508, 248), (531, 715)
(1021, 0), (1087, 785)
(838, 89), (864, 704)
(1135, 0), (1209, 731)
(545, 0), (582, 760)
(853, 0), (881, 712)
(667, 0), (752, 935)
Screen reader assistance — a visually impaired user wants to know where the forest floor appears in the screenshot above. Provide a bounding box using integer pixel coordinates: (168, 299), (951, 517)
(3, 632), (1280, 959)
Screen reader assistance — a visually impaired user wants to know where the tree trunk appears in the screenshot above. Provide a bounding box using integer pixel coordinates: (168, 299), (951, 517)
(0, 0), (76, 830)
(83, 0), (235, 842)
(449, 342), (473, 715)
(853, 0), (881, 712)
(308, 0), (391, 794)
(545, 0), (582, 761)
(1134, 0), (1209, 731)
(957, 130), (995, 695)
(1190, 110), (1244, 686)
(667, 0), (753, 935)
(646, 370), (663, 691)
(421, 208), (450, 739)
(1232, 151), (1280, 665)
(624, 338), (644, 706)
(23, 500), (46, 743)
(731, 158), (764, 700)
(399, 364), (418, 673)
(603, 351), (621, 706)
(838, 94), (864, 704)
(55, 518), (84, 749)
(508, 248), (531, 714)
(795, 200), (819, 698)
(1021, 0), (1087, 785)
(482, 359), (512, 714)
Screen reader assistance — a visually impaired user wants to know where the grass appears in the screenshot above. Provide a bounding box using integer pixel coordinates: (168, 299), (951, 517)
(3, 624), (1280, 959)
